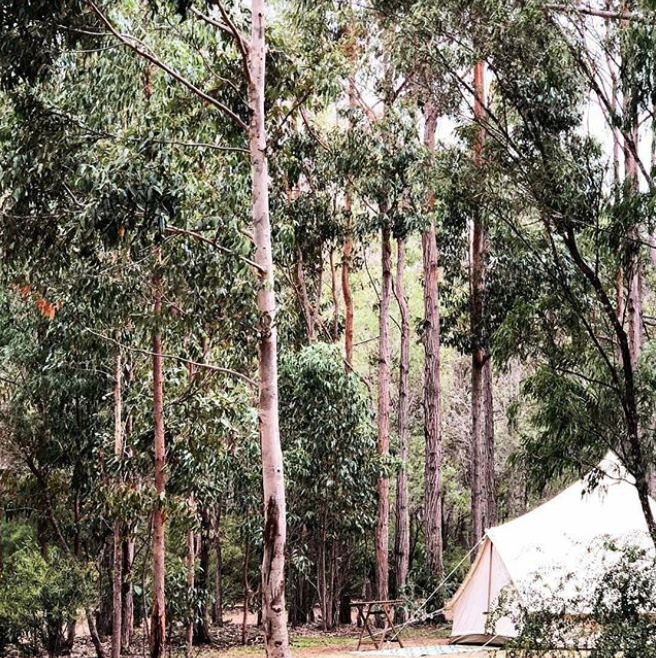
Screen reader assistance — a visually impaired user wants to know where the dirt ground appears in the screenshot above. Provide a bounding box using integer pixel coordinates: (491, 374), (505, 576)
(178, 624), (496, 658)
(65, 623), (499, 658)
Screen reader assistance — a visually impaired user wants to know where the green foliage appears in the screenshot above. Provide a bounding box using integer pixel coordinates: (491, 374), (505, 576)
(505, 542), (656, 657)
(280, 342), (378, 535)
(280, 343), (378, 621)
(0, 523), (92, 657)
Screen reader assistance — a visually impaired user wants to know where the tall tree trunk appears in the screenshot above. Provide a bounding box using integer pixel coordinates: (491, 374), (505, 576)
(330, 248), (340, 341)
(470, 60), (495, 544)
(422, 104), (444, 582)
(194, 512), (212, 644)
(111, 349), (123, 658)
(394, 238), (410, 603)
(121, 537), (134, 653)
(375, 223), (392, 601)
(248, 3), (290, 656)
(318, 521), (328, 631)
(150, 246), (166, 658)
(213, 506), (223, 627)
(625, 135), (642, 366)
(185, 525), (195, 658)
(241, 541), (251, 646)
(342, 204), (354, 365)
(342, 64), (357, 366)
(483, 361), (496, 527)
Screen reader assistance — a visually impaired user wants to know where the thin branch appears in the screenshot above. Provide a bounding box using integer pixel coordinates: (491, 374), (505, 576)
(84, 0), (248, 131)
(84, 328), (257, 388)
(148, 138), (248, 153)
(545, 3), (654, 23)
(193, 4), (251, 83)
(300, 108), (329, 150)
(165, 225), (264, 273)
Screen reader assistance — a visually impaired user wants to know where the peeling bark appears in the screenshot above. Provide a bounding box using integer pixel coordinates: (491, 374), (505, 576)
(394, 238), (410, 601)
(422, 104), (444, 582)
(375, 223), (392, 601)
(150, 246), (166, 658)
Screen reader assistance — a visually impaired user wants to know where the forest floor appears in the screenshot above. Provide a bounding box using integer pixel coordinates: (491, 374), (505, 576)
(65, 623), (503, 658)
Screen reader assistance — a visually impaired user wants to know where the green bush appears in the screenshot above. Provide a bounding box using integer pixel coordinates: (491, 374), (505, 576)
(502, 540), (656, 658)
(0, 522), (92, 656)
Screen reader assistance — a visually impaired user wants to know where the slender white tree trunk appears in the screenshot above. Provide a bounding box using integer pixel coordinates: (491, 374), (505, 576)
(249, 3), (290, 657)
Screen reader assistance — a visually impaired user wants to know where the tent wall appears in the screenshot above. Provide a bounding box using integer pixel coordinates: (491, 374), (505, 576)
(450, 539), (516, 639)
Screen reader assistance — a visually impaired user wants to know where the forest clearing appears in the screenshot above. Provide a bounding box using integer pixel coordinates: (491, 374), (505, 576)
(2, 0), (656, 657)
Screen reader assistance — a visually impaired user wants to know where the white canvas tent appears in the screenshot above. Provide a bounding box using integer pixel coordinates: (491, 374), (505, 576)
(445, 453), (656, 645)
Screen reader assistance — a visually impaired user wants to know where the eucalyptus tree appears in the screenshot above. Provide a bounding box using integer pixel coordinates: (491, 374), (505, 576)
(0, 1), (316, 655)
(0, 13), (269, 657)
(424, 0), (656, 545)
(279, 343), (378, 629)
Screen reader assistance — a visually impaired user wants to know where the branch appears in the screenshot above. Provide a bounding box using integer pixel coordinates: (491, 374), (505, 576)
(165, 225), (265, 273)
(545, 3), (654, 23)
(350, 82), (378, 122)
(146, 138), (249, 153)
(84, 328), (257, 388)
(300, 108), (329, 150)
(192, 4), (250, 83)
(84, 0), (248, 131)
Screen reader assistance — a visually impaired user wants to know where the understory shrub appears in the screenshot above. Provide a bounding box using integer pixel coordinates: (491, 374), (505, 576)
(501, 540), (656, 658)
(0, 523), (92, 656)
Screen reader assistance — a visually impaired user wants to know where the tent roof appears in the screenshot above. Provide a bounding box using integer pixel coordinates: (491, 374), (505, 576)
(450, 452), (656, 608)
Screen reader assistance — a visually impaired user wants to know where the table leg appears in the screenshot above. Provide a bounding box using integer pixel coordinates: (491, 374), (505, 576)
(383, 605), (404, 647)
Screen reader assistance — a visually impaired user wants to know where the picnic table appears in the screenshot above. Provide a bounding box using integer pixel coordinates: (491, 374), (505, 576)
(350, 599), (405, 650)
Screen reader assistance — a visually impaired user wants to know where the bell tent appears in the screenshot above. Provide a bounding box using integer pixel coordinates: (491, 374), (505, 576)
(445, 453), (656, 645)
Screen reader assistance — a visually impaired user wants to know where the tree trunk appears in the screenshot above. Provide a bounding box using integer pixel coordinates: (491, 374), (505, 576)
(194, 512), (212, 644)
(470, 59), (495, 545)
(295, 247), (316, 342)
(111, 349), (123, 658)
(150, 246), (166, 658)
(422, 104), (444, 582)
(242, 541), (251, 646)
(248, 4), (290, 657)
(86, 608), (106, 658)
(483, 360), (496, 528)
(330, 248), (340, 341)
(98, 539), (113, 638)
(342, 66), (357, 366)
(342, 205), (354, 365)
(213, 506), (223, 627)
(318, 522), (328, 631)
(394, 238), (410, 603)
(121, 537), (134, 653)
(186, 524), (195, 658)
(375, 223), (392, 601)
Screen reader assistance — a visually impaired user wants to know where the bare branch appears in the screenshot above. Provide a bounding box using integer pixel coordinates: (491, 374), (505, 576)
(191, 5), (251, 83)
(85, 328), (257, 388)
(545, 3), (654, 23)
(148, 138), (248, 153)
(165, 225), (265, 273)
(300, 108), (329, 150)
